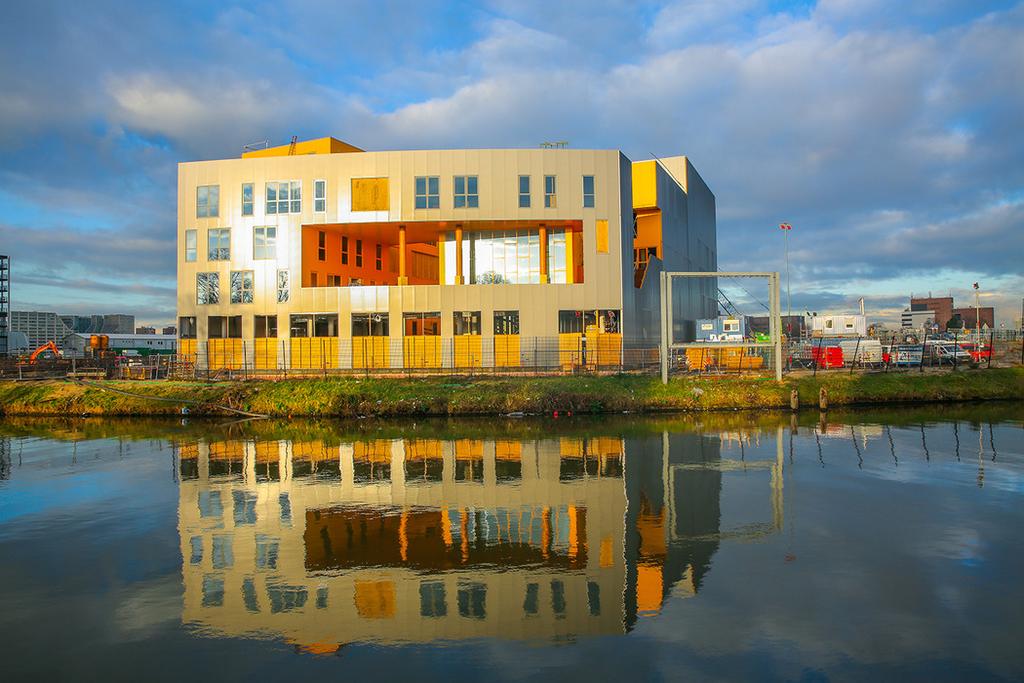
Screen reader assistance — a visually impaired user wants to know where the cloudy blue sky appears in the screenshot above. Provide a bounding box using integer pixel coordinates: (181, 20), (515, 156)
(1, 0), (1021, 327)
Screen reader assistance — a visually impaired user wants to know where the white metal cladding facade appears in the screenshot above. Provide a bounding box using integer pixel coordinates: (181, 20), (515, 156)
(176, 144), (716, 370)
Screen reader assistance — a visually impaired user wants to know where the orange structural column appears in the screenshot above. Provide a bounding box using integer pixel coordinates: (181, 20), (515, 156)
(455, 225), (464, 284)
(539, 224), (548, 283)
(398, 225), (408, 285)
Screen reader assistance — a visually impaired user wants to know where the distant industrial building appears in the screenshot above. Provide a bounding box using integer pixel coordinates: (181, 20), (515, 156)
(62, 333), (176, 357)
(953, 306), (994, 330)
(901, 309), (936, 330)
(0, 255), (8, 355)
(162, 325), (177, 335)
(909, 296), (954, 330)
(10, 311), (71, 350)
(136, 326), (157, 335)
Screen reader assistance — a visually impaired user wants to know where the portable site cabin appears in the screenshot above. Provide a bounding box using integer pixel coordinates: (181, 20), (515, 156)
(696, 316), (747, 342)
(810, 315), (867, 338)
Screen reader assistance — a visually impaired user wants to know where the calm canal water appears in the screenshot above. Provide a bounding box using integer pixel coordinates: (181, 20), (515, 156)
(0, 405), (1022, 681)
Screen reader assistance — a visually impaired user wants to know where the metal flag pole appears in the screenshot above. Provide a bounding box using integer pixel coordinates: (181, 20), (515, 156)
(780, 223), (793, 339)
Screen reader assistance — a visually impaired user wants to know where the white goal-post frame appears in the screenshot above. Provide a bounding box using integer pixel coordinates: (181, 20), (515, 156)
(659, 271), (783, 383)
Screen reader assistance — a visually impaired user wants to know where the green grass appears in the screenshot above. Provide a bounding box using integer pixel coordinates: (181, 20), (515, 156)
(0, 368), (1020, 418)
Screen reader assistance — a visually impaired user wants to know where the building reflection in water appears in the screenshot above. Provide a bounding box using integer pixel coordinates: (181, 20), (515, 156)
(177, 428), (783, 651)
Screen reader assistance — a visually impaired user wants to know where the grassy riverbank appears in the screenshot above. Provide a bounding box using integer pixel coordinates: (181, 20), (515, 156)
(0, 368), (1021, 418)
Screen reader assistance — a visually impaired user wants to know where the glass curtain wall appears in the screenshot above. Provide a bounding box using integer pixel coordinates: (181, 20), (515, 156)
(444, 229), (568, 285)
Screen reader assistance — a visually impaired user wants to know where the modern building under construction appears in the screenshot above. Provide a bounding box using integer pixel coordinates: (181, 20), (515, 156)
(176, 137), (717, 370)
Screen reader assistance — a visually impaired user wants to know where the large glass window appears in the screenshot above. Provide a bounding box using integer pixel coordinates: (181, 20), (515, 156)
(197, 273), (219, 305)
(453, 311), (481, 335)
(352, 313), (389, 337)
(313, 179), (326, 213)
(444, 230), (555, 284)
(547, 229), (567, 284)
(558, 309), (620, 333)
(266, 181), (301, 214)
(404, 312), (440, 336)
(255, 315), (277, 338)
(197, 185), (219, 218)
(453, 176), (479, 208)
(230, 271), (254, 304)
(518, 175), (530, 208)
(415, 176), (440, 209)
(276, 269), (289, 303)
(241, 183), (254, 216)
(544, 175), (557, 208)
(184, 229), (197, 262)
(208, 229), (230, 261)
(253, 226), (276, 259)
(317, 231), (326, 261)
(582, 175), (595, 208)
(494, 311), (519, 335)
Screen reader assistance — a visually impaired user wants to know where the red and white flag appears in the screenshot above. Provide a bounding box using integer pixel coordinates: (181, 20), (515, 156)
(779, 223), (792, 230)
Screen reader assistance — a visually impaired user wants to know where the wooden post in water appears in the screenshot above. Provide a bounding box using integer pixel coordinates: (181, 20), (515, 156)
(790, 388), (799, 411)
(818, 386), (828, 411)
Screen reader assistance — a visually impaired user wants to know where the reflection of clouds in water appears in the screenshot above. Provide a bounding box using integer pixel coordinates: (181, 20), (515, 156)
(917, 526), (984, 565)
(114, 576), (182, 641)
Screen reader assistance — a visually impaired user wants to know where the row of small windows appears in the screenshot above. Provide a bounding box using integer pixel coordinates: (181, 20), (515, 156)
(196, 175), (598, 218)
(194, 270), (289, 306)
(181, 309), (617, 336)
(184, 227), (278, 262)
(199, 573), (600, 619)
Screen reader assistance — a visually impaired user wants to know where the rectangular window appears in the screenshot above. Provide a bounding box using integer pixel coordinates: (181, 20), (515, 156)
(351, 313), (389, 337)
(241, 183), (254, 216)
(494, 310), (519, 335)
(310, 272), (318, 287)
(197, 185), (219, 218)
(266, 181), (301, 214)
(355, 239), (363, 267)
(276, 269), (289, 303)
(544, 175), (557, 208)
(255, 315), (277, 338)
(208, 229), (230, 261)
(327, 274), (341, 287)
(414, 176), (440, 209)
(314, 314), (338, 337)
(197, 272), (219, 305)
(208, 316), (241, 338)
(313, 179), (326, 213)
(289, 314), (310, 338)
(403, 312), (441, 336)
(583, 175), (595, 208)
(230, 271), (254, 304)
(179, 316), (197, 339)
(318, 231), (326, 261)
(184, 229), (197, 262)
(457, 581), (486, 619)
(453, 175), (479, 208)
(375, 244), (382, 270)
(596, 219), (608, 253)
(341, 236), (349, 265)
(420, 581), (447, 618)
(453, 311), (481, 335)
(253, 226), (276, 259)
(518, 175), (531, 208)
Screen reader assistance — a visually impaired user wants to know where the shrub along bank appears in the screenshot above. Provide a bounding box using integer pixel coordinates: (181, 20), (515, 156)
(0, 368), (1020, 418)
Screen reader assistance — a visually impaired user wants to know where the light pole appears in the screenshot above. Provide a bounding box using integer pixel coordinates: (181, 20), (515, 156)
(780, 223), (793, 338)
(973, 282), (981, 341)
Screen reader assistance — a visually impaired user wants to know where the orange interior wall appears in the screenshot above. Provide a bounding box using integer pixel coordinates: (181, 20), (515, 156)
(634, 211), (662, 260)
(302, 227), (438, 287)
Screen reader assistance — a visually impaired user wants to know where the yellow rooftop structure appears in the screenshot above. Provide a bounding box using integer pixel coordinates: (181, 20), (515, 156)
(241, 136), (364, 159)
